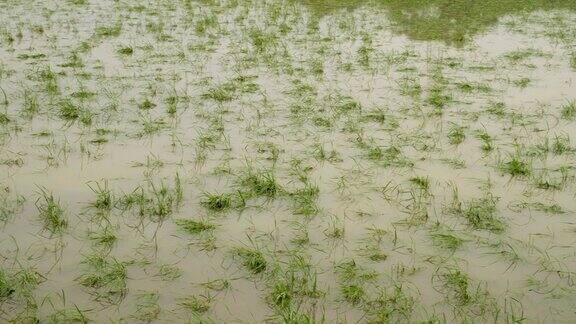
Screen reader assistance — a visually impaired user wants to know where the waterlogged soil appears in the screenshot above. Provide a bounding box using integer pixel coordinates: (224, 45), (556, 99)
(1, 0), (576, 323)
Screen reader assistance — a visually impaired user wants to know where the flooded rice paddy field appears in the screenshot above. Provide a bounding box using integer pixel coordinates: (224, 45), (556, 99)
(1, 0), (576, 322)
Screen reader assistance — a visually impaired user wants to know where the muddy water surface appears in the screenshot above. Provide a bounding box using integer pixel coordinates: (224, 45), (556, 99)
(1, 0), (576, 323)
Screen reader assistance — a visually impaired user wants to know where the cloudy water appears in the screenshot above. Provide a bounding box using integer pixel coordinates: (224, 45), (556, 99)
(1, 0), (576, 322)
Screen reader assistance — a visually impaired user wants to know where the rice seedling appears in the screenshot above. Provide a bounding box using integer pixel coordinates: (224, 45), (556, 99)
(200, 279), (231, 292)
(69, 0), (88, 5)
(131, 154), (164, 176)
(175, 219), (216, 234)
(116, 187), (147, 211)
(154, 264), (182, 281)
(340, 283), (365, 305)
(194, 232), (218, 252)
(36, 66), (59, 95)
(486, 101), (506, 117)
(511, 201), (565, 215)
(202, 84), (235, 102)
(200, 192), (232, 211)
(430, 225), (465, 251)
(0, 269), (14, 299)
(21, 88), (39, 118)
(87, 226), (117, 250)
(117, 46), (134, 56)
(456, 81), (491, 93)
(138, 98), (156, 111)
(0, 190), (25, 224)
(324, 217), (345, 239)
(87, 181), (113, 211)
(268, 280), (292, 309)
(513, 77), (531, 88)
(132, 292), (161, 322)
(427, 84), (451, 112)
(358, 243), (389, 262)
(36, 189), (67, 235)
(61, 52), (84, 68)
(504, 48), (547, 62)
(178, 294), (212, 314)
(435, 268), (471, 307)
(532, 168), (570, 190)
(458, 195), (504, 233)
(22, 269), (44, 291)
(289, 183), (320, 216)
(232, 247), (267, 274)
(364, 286), (415, 322)
(335, 260), (376, 305)
(440, 157), (466, 169)
(95, 22), (122, 38)
(239, 168), (280, 198)
(249, 28), (277, 54)
(139, 115), (166, 136)
(134, 181), (180, 222)
(551, 134), (572, 154)
(76, 253), (127, 304)
(17, 52), (46, 60)
(312, 143), (342, 163)
(499, 156), (531, 177)
(174, 173), (184, 205)
(71, 89), (95, 100)
(48, 307), (89, 324)
(447, 125), (466, 145)
(475, 130), (494, 152)
(58, 99), (81, 121)
(560, 101), (576, 120)
(409, 176), (430, 192)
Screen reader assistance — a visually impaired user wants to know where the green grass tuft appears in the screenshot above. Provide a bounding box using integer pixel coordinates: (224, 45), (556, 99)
(0, 269), (14, 299)
(175, 219), (216, 234)
(240, 169), (280, 198)
(461, 196), (504, 233)
(117, 46), (133, 55)
(201, 192), (232, 211)
(48, 307), (89, 324)
(178, 295), (212, 313)
(58, 99), (80, 121)
(500, 157), (530, 177)
(77, 254), (127, 304)
(431, 232), (464, 251)
(340, 284), (364, 305)
(560, 101), (576, 120)
(36, 189), (67, 235)
(233, 247), (267, 274)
